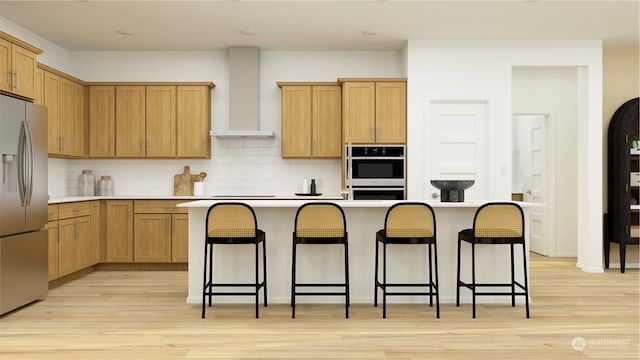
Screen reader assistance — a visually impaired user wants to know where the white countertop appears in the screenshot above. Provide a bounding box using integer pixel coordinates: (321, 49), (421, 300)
(48, 194), (343, 204)
(177, 199), (541, 208)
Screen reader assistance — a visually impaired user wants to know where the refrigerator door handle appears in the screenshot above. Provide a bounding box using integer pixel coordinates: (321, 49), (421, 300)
(17, 120), (33, 207)
(24, 120), (34, 207)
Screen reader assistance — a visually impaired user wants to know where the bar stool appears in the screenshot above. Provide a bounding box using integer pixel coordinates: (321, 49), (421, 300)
(202, 202), (267, 319)
(374, 202), (439, 318)
(291, 202), (349, 319)
(456, 202), (529, 318)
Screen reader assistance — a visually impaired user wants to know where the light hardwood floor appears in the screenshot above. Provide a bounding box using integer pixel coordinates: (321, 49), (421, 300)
(1, 254), (638, 359)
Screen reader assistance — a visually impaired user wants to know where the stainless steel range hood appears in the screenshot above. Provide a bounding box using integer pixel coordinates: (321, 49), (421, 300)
(210, 47), (276, 138)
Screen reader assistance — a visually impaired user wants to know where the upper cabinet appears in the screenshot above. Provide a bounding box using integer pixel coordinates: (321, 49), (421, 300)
(278, 82), (342, 158)
(340, 78), (406, 144)
(115, 86), (146, 157)
(176, 85), (211, 158)
(0, 32), (42, 100)
(41, 65), (86, 157)
(88, 83), (212, 159)
(88, 86), (116, 157)
(146, 86), (177, 158)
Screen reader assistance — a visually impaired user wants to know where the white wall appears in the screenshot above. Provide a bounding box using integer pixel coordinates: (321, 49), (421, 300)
(405, 40), (603, 272)
(0, 18), (73, 73)
(48, 50), (403, 197)
(512, 67), (578, 257)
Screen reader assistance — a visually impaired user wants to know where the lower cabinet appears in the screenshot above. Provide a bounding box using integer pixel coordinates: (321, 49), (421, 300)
(104, 200), (134, 263)
(45, 219), (59, 281)
(48, 199), (188, 278)
(172, 214), (189, 262)
(133, 200), (188, 263)
(47, 201), (99, 281)
(134, 213), (172, 262)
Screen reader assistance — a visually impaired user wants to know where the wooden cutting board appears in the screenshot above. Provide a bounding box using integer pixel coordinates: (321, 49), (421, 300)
(173, 166), (201, 196)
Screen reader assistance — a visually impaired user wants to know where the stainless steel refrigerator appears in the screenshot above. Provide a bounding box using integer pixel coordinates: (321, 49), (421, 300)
(0, 93), (48, 315)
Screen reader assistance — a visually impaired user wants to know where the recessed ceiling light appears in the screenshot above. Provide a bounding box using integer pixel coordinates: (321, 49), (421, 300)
(116, 29), (134, 36)
(361, 30), (377, 36)
(240, 30), (256, 36)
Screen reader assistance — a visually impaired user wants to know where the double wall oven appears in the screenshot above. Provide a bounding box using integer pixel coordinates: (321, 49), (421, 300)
(345, 144), (406, 200)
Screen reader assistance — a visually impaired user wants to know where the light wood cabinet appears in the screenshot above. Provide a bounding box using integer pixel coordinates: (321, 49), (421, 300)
(0, 32), (41, 100)
(172, 214), (189, 263)
(89, 86), (115, 157)
(73, 82), (87, 157)
(44, 72), (60, 154)
(56, 202), (91, 277)
(74, 216), (91, 271)
(90, 201), (101, 266)
(58, 76), (74, 155)
(34, 67), (44, 106)
(44, 68), (86, 157)
(104, 200), (134, 263)
(340, 78), (406, 144)
(116, 86), (146, 157)
(278, 82), (341, 158)
(57, 218), (77, 277)
(0, 38), (10, 94)
(88, 83), (212, 159)
(45, 220), (59, 281)
(133, 200), (189, 263)
(374, 82), (407, 143)
(146, 86), (176, 157)
(134, 214), (172, 262)
(280, 85), (312, 157)
(177, 85), (211, 158)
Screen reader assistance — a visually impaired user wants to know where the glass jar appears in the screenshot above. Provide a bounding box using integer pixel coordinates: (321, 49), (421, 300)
(78, 169), (95, 196)
(97, 175), (114, 196)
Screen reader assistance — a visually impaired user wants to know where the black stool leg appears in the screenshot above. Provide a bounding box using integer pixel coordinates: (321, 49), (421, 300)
(344, 239), (350, 319)
(471, 241), (476, 319)
(208, 243), (214, 307)
(428, 243), (433, 307)
(522, 243), (530, 318)
(255, 241), (259, 319)
(291, 241), (297, 319)
(202, 242), (209, 319)
(374, 238), (379, 307)
(456, 237), (462, 307)
(433, 241), (440, 319)
(382, 241), (387, 319)
(263, 238), (268, 307)
(510, 243), (516, 307)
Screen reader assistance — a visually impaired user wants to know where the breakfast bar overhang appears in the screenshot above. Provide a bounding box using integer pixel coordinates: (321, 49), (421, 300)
(178, 200), (537, 305)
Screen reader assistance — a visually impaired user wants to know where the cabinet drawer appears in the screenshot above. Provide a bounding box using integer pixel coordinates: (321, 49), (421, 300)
(58, 202), (91, 219)
(48, 204), (59, 221)
(134, 200), (188, 214)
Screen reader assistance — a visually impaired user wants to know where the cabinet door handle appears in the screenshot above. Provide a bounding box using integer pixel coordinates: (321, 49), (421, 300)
(75, 219), (80, 238)
(14, 71), (18, 91)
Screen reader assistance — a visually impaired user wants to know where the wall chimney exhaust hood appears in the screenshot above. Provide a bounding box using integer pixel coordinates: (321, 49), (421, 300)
(210, 47), (276, 138)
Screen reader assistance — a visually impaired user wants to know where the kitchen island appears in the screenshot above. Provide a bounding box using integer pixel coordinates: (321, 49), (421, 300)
(178, 199), (537, 305)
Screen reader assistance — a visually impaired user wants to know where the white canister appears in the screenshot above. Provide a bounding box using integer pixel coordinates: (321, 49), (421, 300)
(302, 179), (309, 194)
(193, 182), (205, 196)
(97, 176), (114, 196)
(78, 169), (95, 196)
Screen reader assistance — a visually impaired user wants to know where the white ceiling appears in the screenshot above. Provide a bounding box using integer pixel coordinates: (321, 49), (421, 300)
(0, 1), (638, 52)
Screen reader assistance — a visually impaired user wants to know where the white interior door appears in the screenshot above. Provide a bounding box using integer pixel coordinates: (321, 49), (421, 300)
(428, 100), (488, 200)
(516, 115), (547, 255)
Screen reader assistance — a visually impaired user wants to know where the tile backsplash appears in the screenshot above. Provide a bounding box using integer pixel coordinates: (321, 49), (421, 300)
(48, 138), (342, 197)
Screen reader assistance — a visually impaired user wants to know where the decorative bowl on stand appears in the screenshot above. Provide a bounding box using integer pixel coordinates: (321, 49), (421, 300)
(430, 180), (475, 202)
